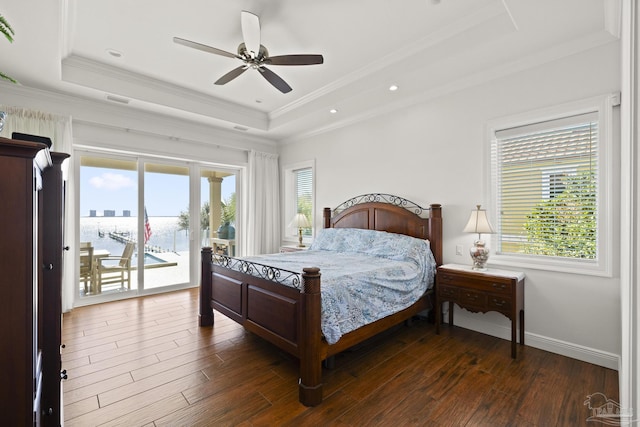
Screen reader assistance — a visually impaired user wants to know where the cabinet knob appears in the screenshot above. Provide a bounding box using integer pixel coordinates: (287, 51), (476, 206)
(43, 263), (54, 270)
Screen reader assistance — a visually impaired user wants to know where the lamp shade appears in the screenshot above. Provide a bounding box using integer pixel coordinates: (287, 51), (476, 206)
(463, 205), (495, 235)
(288, 213), (311, 229)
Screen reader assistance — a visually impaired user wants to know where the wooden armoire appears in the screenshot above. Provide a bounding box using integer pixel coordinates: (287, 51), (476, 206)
(0, 136), (69, 426)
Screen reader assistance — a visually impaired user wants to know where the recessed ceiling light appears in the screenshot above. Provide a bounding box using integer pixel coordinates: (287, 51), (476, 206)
(106, 48), (123, 58)
(389, 84), (399, 91)
(329, 108), (338, 114)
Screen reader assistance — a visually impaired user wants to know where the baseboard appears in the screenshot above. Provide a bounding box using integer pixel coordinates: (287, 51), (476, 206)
(452, 315), (620, 370)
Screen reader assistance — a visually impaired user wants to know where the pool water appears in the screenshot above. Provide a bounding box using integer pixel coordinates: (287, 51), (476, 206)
(143, 253), (167, 265)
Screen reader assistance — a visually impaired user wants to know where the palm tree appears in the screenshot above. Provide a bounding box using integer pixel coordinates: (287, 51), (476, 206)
(1, 14), (17, 83)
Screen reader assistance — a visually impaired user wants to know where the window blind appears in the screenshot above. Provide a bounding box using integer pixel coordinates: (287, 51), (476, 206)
(493, 112), (598, 260)
(294, 167), (313, 236)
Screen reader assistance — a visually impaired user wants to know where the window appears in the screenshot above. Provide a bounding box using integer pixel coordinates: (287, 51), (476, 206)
(294, 167), (313, 237)
(283, 160), (315, 242)
(488, 95), (615, 276)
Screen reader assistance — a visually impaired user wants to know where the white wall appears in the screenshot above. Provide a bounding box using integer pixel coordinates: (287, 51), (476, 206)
(278, 41), (622, 369)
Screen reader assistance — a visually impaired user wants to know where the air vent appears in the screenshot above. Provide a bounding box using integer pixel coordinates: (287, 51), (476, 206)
(106, 95), (130, 104)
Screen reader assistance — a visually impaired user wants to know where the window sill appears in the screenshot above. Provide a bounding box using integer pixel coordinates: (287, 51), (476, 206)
(489, 254), (613, 278)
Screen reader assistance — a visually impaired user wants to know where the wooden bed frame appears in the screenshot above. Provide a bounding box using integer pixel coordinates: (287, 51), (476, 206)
(200, 194), (442, 406)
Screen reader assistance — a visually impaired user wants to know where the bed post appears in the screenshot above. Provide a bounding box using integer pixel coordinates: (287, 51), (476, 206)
(199, 247), (214, 326)
(429, 204), (443, 266)
(299, 267), (323, 406)
(323, 207), (331, 228)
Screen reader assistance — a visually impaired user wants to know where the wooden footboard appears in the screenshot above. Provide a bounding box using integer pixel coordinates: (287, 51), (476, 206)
(200, 247), (434, 407)
(200, 247), (325, 405)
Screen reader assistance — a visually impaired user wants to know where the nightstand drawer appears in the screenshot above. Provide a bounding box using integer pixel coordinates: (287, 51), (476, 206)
(488, 295), (512, 312)
(437, 285), (459, 299)
(459, 289), (487, 308)
(438, 272), (512, 295)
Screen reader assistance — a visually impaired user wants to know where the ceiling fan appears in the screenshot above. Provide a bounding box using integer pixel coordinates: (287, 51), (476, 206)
(173, 10), (324, 94)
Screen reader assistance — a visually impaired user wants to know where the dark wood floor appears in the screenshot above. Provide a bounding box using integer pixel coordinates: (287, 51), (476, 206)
(62, 288), (618, 426)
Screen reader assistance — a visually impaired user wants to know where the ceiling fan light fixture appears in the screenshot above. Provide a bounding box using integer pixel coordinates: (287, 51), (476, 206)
(173, 11), (323, 94)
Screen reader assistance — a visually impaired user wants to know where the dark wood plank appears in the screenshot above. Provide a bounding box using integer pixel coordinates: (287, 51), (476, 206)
(63, 288), (619, 426)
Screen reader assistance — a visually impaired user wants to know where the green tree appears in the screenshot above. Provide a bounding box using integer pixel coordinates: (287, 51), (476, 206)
(221, 193), (236, 225)
(177, 193), (236, 231)
(297, 191), (312, 236)
(177, 201), (210, 232)
(523, 170), (596, 259)
(1, 15), (17, 83)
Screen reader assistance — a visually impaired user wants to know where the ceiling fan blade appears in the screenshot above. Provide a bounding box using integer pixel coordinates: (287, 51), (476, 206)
(215, 66), (248, 85)
(258, 66), (292, 93)
(241, 11), (261, 58)
(267, 54), (324, 66)
(173, 37), (239, 59)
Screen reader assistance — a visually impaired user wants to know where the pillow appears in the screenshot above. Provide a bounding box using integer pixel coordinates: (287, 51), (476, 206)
(310, 227), (431, 262)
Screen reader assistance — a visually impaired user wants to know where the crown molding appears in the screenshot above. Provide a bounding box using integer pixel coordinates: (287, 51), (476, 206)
(280, 29), (619, 145)
(0, 81), (277, 152)
(604, 0), (622, 39)
(61, 54), (269, 131)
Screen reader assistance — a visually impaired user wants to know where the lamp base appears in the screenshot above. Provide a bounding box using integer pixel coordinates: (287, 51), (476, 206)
(470, 240), (490, 271)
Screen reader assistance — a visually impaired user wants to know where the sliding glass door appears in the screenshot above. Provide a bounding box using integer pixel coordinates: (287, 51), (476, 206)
(79, 156), (139, 296)
(77, 153), (239, 304)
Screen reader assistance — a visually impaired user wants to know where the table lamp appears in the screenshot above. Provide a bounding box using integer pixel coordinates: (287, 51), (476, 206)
(289, 213), (311, 247)
(463, 205), (495, 270)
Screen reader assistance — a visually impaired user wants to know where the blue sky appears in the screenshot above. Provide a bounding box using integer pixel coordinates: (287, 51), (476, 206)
(80, 167), (236, 217)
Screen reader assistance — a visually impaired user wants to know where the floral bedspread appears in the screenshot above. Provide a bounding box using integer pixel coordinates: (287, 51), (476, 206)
(240, 228), (436, 344)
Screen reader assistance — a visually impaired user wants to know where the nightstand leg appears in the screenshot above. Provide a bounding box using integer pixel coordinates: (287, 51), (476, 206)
(511, 321), (517, 358)
(435, 300), (440, 334)
(520, 309), (525, 345)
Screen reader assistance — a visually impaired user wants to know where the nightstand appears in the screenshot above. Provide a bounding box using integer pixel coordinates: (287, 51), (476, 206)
(280, 245), (309, 253)
(435, 264), (525, 358)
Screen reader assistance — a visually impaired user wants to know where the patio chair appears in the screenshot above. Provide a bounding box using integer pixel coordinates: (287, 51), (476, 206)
(79, 242), (94, 294)
(97, 242), (135, 292)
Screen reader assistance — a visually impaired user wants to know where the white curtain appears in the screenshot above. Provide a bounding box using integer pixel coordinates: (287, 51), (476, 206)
(1, 106), (76, 312)
(242, 150), (280, 255)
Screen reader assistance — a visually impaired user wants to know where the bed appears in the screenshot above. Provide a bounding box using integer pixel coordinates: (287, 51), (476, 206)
(199, 194), (443, 406)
